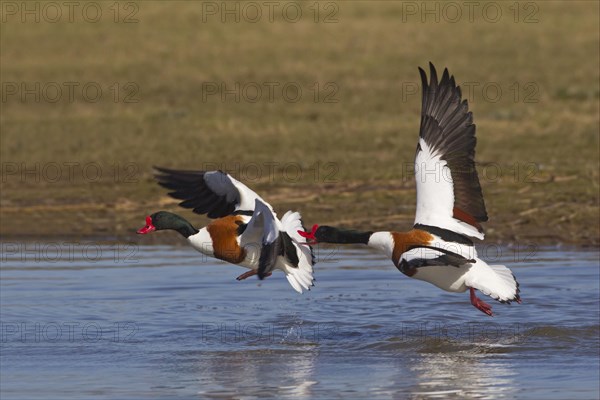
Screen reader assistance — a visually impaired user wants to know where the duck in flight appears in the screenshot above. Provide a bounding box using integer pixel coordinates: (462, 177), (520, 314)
(137, 167), (315, 294)
(299, 63), (521, 316)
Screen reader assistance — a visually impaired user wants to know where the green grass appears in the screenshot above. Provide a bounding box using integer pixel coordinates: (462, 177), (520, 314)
(1, 1), (599, 245)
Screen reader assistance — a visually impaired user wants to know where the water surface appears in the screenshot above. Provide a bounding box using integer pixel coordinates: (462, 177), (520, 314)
(1, 242), (599, 399)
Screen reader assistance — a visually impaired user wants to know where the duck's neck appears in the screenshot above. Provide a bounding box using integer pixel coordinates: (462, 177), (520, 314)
(175, 222), (199, 238)
(166, 214), (199, 238)
(315, 226), (395, 257)
(316, 226), (373, 245)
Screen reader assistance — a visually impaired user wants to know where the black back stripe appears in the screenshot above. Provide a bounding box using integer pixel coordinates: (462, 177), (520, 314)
(400, 255), (458, 269)
(405, 244), (475, 265)
(414, 224), (473, 245)
(398, 254), (470, 274)
(258, 239), (281, 279)
(233, 210), (254, 216)
(281, 232), (299, 268)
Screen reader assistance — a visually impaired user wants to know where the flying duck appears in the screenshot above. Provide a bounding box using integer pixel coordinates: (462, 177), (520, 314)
(138, 167), (315, 293)
(299, 63), (520, 316)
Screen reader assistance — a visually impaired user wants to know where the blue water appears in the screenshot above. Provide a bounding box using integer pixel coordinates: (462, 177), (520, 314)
(1, 242), (599, 399)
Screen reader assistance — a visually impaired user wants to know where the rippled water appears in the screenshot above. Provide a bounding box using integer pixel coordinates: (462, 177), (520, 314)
(1, 242), (599, 399)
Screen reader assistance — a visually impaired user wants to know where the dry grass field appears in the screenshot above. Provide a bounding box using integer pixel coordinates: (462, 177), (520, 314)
(1, 1), (598, 245)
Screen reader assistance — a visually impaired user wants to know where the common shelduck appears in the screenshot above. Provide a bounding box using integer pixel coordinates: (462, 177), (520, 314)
(137, 167), (315, 293)
(299, 63), (521, 316)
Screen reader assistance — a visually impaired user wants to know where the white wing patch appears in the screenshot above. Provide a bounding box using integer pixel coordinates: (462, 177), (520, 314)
(414, 138), (455, 225)
(414, 139), (484, 239)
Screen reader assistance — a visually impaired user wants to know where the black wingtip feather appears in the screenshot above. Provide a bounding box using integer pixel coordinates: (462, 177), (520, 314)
(429, 62), (438, 88)
(441, 68), (450, 86)
(418, 66), (427, 84)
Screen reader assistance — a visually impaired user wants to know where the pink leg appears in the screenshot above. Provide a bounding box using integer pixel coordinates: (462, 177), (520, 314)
(470, 287), (493, 317)
(236, 270), (271, 281)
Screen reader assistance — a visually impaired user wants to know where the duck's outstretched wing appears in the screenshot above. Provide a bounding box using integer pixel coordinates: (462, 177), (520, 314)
(154, 167), (274, 219)
(241, 199), (281, 280)
(413, 63), (488, 240)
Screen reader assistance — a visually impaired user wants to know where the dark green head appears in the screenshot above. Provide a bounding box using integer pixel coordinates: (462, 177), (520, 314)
(137, 211), (199, 238)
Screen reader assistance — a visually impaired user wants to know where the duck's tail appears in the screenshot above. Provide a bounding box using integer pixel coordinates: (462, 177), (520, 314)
(279, 211), (315, 294)
(466, 260), (521, 304)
